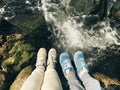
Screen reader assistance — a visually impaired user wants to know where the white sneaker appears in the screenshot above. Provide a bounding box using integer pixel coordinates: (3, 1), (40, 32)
(36, 48), (47, 67)
(47, 48), (57, 66)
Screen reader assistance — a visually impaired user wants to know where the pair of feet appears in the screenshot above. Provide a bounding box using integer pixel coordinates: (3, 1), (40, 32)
(36, 48), (57, 69)
(60, 51), (88, 80)
(36, 48), (89, 80)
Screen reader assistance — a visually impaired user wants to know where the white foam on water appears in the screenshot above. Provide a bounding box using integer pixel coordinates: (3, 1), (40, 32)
(41, 0), (120, 63)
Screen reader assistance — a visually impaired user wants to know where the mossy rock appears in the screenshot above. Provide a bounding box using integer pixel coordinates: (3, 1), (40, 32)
(2, 41), (35, 72)
(0, 13), (52, 90)
(90, 45), (120, 90)
(9, 14), (52, 50)
(0, 16), (3, 21)
(10, 14), (46, 33)
(70, 0), (99, 15)
(93, 73), (120, 88)
(111, 0), (120, 18)
(105, 84), (120, 90)
(0, 44), (6, 55)
(2, 57), (16, 66)
(0, 39), (36, 89)
(0, 35), (3, 44)
(0, 71), (6, 90)
(10, 65), (33, 90)
(112, 0), (120, 12)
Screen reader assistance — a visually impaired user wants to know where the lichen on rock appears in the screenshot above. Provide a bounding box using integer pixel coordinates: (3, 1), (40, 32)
(0, 71), (6, 90)
(10, 65), (33, 90)
(93, 72), (120, 87)
(2, 41), (35, 72)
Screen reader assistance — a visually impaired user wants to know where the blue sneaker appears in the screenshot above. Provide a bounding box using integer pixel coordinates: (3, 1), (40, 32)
(60, 53), (74, 77)
(74, 51), (88, 79)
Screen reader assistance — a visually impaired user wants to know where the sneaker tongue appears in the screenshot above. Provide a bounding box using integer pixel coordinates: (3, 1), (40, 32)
(36, 58), (45, 66)
(47, 56), (57, 65)
(83, 67), (88, 71)
(65, 67), (74, 74)
(63, 59), (72, 68)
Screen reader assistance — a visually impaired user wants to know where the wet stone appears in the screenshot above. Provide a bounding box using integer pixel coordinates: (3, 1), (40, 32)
(10, 66), (33, 90)
(0, 71), (6, 90)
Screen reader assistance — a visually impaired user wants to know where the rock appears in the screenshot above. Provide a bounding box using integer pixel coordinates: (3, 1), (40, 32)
(70, 0), (99, 15)
(91, 45), (120, 89)
(115, 10), (120, 18)
(0, 71), (6, 90)
(105, 84), (120, 90)
(93, 73), (120, 87)
(111, 0), (120, 16)
(70, 0), (120, 20)
(0, 14), (52, 90)
(0, 35), (3, 45)
(1, 41), (35, 72)
(10, 66), (33, 90)
(0, 0), (41, 18)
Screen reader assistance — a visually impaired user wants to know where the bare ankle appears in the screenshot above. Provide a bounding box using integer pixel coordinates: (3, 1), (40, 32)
(66, 72), (76, 78)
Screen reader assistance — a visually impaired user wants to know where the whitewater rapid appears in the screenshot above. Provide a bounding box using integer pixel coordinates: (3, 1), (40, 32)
(41, 0), (120, 65)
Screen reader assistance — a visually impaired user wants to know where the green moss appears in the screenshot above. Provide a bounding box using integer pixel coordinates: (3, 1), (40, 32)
(0, 14), (51, 90)
(111, 0), (120, 16)
(0, 71), (6, 90)
(70, 0), (85, 14)
(20, 15), (44, 31)
(2, 41), (35, 71)
(11, 14), (46, 33)
(0, 35), (3, 44)
(9, 41), (34, 54)
(0, 16), (3, 21)
(114, 0), (120, 10)
(10, 65), (33, 90)
(2, 57), (16, 66)
(0, 45), (5, 55)
(70, 0), (97, 14)
(93, 73), (120, 87)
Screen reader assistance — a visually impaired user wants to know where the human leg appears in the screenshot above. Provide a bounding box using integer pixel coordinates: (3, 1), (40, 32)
(81, 72), (101, 90)
(41, 48), (63, 90)
(21, 48), (47, 90)
(60, 53), (85, 90)
(74, 51), (101, 90)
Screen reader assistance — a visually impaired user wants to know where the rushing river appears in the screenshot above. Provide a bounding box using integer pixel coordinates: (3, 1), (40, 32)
(0, 0), (120, 89)
(41, 0), (120, 66)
